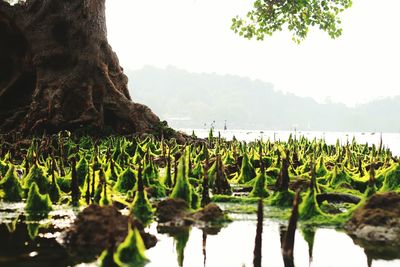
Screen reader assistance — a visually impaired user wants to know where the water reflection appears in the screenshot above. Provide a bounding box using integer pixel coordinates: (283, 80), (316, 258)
(350, 235), (400, 263)
(300, 226), (315, 266)
(0, 218), (70, 267)
(157, 225), (190, 267)
(279, 225), (295, 267)
(1, 201), (400, 267)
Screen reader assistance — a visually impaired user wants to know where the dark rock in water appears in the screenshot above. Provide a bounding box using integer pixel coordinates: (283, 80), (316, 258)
(191, 203), (224, 222)
(156, 199), (228, 228)
(351, 237), (400, 261)
(64, 204), (156, 261)
(156, 198), (190, 223)
(345, 192), (400, 243)
(316, 192), (361, 205)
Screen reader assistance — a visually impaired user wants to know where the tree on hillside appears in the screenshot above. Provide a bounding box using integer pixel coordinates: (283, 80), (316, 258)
(0, 0), (164, 136)
(232, 0), (352, 42)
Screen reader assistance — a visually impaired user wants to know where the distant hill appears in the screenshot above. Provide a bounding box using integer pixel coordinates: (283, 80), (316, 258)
(126, 66), (400, 132)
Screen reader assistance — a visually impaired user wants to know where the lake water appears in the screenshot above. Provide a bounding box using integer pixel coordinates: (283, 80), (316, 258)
(145, 212), (400, 267)
(1, 130), (400, 267)
(2, 202), (399, 267)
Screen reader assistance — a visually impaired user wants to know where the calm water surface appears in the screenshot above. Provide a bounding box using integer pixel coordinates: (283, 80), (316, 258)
(1, 130), (400, 267)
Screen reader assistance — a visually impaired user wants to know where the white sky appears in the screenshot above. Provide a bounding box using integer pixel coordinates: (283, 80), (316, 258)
(105, 0), (400, 107)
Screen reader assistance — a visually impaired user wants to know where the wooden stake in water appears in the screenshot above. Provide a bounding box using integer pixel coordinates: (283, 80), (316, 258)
(259, 140), (264, 174)
(369, 161), (376, 187)
(253, 198), (263, 267)
(173, 155), (178, 188)
(201, 148), (211, 207)
(282, 190), (300, 259)
(202, 230), (207, 267)
(51, 155), (56, 186)
(71, 157), (79, 206)
(137, 164), (144, 192)
(91, 156), (97, 198)
(276, 152), (290, 191)
(309, 157), (318, 194)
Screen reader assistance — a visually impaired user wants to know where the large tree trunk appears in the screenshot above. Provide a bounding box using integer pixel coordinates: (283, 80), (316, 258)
(0, 0), (164, 136)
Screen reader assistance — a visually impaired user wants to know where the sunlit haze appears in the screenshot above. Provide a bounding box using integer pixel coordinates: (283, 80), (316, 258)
(106, 0), (400, 107)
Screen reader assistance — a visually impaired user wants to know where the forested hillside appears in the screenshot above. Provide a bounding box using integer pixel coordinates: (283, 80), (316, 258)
(128, 66), (400, 132)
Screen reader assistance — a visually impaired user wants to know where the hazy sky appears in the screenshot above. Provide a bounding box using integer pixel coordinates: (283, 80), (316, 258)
(106, 0), (400, 107)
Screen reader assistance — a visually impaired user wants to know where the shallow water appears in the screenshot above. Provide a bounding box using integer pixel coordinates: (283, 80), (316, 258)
(1, 202), (399, 267)
(1, 129), (400, 266)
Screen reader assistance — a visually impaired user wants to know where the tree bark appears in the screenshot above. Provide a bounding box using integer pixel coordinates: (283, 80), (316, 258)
(0, 0), (164, 135)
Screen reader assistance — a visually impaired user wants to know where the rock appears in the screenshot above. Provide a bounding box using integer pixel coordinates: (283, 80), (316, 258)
(345, 192), (400, 243)
(156, 198), (189, 223)
(191, 203), (225, 222)
(64, 204), (156, 261)
(156, 198), (229, 230)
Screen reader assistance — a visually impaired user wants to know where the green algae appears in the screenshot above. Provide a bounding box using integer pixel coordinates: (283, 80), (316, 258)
(131, 190), (153, 225)
(0, 159), (9, 176)
(105, 160), (121, 182)
(131, 166), (154, 225)
(143, 157), (158, 185)
(161, 152), (173, 188)
(100, 181), (110, 206)
(211, 194), (260, 204)
(298, 190), (325, 220)
(172, 227), (190, 267)
(191, 159), (203, 179)
(170, 152), (192, 207)
(76, 156), (89, 187)
(25, 182), (52, 217)
(315, 156), (328, 178)
(222, 150), (235, 165)
(56, 176), (71, 193)
(190, 186), (200, 209)
(24, 163), (50, 195)
(233, 151), (256, 183)
(0, 129), (399, 241)
(48, 177), (61, 204)
(329, 165), (353, 188)
(212, 155), (232, 195)
(0, 165), (23, 202)
(148, 180), (167, 198)
(207, 159), (217, 186)
(300, 226), (316, 260)
(114, 167), (137, 194)
(48, 158), (61, 203)
(114, 227), (149, 267)
(27, 222), (41, 240)
(269, 190), (295, 208)
(380, 163), (400, 192)
(94, 170), (106, 204)
(249, 171), (269, 198)
(98, 248), (119, 267)
(223, 204), (258, 214)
